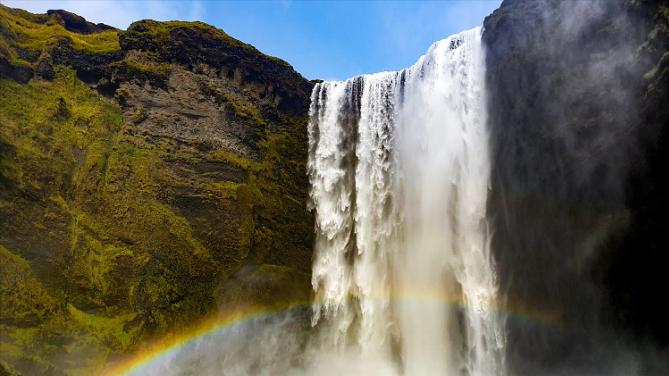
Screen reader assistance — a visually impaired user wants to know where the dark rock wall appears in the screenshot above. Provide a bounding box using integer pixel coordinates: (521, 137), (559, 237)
(484, 0), (669, 374)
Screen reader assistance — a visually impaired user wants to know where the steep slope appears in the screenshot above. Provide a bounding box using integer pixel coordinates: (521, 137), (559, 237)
(0, 6), (313, 375)
(484, 0), (669, 374)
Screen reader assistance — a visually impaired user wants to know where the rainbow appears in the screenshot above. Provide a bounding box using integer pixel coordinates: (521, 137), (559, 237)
(100, 292), (561, 376)
(99, 302), (312, 376)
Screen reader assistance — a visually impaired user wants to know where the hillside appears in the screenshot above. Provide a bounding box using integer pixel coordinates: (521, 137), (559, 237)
(0, 6), (314, 375)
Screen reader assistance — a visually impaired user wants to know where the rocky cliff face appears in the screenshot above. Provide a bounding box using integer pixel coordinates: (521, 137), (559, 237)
(0, 6), (313, 375)
(484, 0), (669, 374)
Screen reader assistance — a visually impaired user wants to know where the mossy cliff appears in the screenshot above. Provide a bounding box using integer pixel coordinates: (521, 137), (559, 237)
(0, 5), (314, 375)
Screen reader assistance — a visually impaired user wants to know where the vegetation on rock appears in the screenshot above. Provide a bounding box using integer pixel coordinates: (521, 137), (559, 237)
(0, 4), (314, 375)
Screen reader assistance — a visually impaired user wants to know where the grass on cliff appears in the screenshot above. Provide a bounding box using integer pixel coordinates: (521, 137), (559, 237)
(0, 67), (140, 374)
(0, 5), (119, 65)
(205, 113), (313, 272)
(124, 19), (254, 53)
(122, 19), (290, 67)
(110, 57), (171, 77)
(198, 82), (265, 126)
(0, 66), (218, 374)
(0, 65), (122, 192)
(0, 244), (137, 376)
(0, 245), (55, 325)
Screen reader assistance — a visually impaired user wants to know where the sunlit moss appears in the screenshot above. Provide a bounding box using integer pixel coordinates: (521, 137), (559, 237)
(199, 82), (265, 126)
(109, 57), (172, 80)
(0, 5), (119, 69)
(660, 6), (669, 22)
(0, 245), (55, 324)
(206, 149), (257, 170)
(122, 20), (253, 52)
(67, 304), (139, 351)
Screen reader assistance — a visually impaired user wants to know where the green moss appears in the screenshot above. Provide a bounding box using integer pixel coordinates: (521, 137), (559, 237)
(232, 115), (313, 271)
(0, 360), (22, 376)
(123, 19), (255, 53)
(135, 59), (170, 75)
(258, 263), (308, 276)
(209, 181), (243, 199)
(67, 304), (139, 351)
(206, 149), (257, 170)
(0, 65), (122, 199)
(266, 55), (291, 67)
(109, 57), (171, 78)
(644, 65), (658, 80)
(0, 248), (125, 375)
(51, 205), (138, 308)
(199, 82), (265, 126)
(229, 96), (265, 125)
(0, 65), (209, 373)
(0, 311), (121, 376)
(0, 65), (121, 131)
(0, 34), (15, 60)
(644, 52), (669, 81)
(0, 329), (53, 374)
(659, 6), (669, 22)
(0, 245), (55, 324)
(0, 5), (119, 68)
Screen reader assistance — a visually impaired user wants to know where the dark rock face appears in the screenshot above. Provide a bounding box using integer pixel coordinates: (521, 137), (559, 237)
(119, 20), (312, 116)
(0, 57), (31, 83)
(484, 0), (669, 374)
(46, 9), (115, 34)
(0, 5), (313, 375)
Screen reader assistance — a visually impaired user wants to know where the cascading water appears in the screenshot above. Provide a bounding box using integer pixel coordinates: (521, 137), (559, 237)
(307, 27), (505, 375)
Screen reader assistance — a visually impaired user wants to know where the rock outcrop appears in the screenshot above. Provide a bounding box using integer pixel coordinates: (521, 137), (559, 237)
(0, 5), (313, 375)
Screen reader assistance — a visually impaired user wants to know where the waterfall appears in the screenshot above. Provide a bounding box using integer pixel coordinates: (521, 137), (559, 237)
(307, 27), (504, 375)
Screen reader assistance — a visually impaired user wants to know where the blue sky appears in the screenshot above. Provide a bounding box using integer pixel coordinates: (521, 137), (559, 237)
(3, 0), (501, 80)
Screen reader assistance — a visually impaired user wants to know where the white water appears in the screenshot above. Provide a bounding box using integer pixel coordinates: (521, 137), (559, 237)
(307, 27), (504, 375)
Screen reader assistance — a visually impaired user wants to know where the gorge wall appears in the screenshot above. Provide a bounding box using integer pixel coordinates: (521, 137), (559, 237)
(484, 0), (669, 374)
(0, 6), (314, 375)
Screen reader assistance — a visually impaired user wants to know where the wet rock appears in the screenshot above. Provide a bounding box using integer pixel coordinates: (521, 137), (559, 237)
(484, 0), (669, 373)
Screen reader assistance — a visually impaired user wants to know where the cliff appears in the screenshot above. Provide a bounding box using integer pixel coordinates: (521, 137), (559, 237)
(484, 0), (669, 374)
(0, 5), (313, 375)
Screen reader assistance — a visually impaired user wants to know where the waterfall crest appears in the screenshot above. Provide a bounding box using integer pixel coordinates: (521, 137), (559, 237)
(307, 27), (504, 375)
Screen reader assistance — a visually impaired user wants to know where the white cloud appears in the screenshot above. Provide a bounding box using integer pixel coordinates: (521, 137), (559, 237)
(2, 0), (205, 29)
